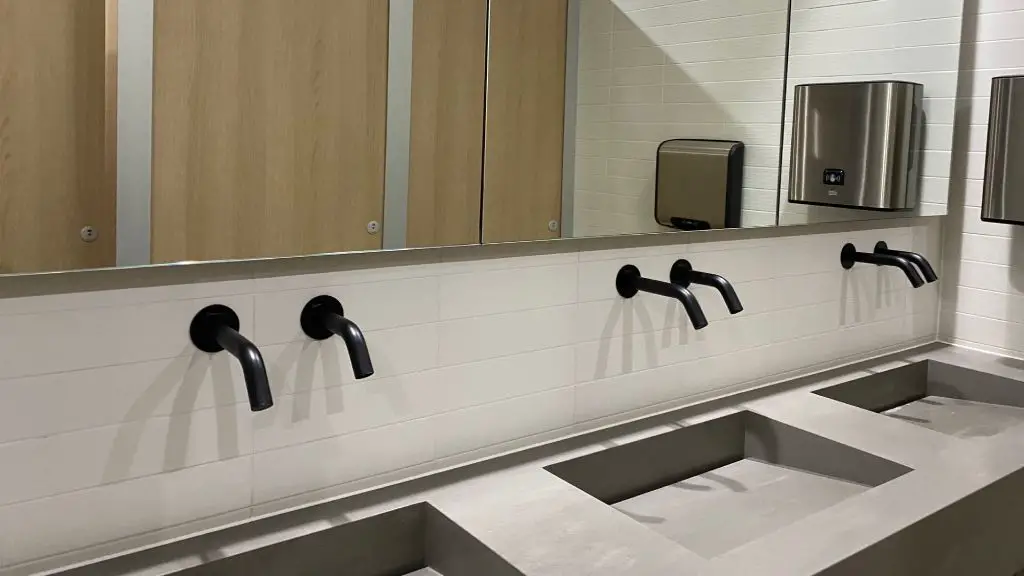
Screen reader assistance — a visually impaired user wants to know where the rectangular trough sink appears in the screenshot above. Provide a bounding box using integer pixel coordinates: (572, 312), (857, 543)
(815, 361), (1024, 439)
(545, 411), (910, 559)
(64, 503), (522, 576)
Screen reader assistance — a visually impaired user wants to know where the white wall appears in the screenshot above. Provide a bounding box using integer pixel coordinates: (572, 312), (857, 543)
(572, 0), (790, 236)
(0, 219), (940, 574)
(778, 0), (964, 226)
(939, 0), (1024, 355)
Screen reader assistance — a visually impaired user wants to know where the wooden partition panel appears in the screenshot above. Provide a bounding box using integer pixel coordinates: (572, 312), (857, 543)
(0, 0), (114, 273)
(151, 0), (388, 263)
(482, 0), (568, 244)
(105, 0), (118, 248)
(406, 0), (488, 248)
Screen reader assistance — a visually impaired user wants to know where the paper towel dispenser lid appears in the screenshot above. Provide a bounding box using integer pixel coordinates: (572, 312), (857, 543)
(655, 139), (743, 231)
(982, 75), (1024, 225)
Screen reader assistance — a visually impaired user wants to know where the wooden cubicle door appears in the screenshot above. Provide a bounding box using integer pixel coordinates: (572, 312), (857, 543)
(406, 0), (488, 248)
(482, 0), (568, 244)
(151, 0), (388, 263)
(0, 0), (114, 274)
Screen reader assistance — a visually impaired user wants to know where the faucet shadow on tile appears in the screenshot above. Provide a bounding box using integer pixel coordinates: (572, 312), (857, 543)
(103, 349), (243, 483)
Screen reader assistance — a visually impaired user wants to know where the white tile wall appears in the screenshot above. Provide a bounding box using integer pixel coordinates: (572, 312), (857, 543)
(778, 0), (965, 226)
(571, 0), (790, 236)
(939, 0), (1024, 356)
(0, 220), (940, 573)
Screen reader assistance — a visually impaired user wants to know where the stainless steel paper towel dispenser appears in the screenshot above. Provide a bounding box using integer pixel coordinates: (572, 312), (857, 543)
(789, 81), (923, 211)
(982, 75), (1024, 225)
(655, 139), (743, 231)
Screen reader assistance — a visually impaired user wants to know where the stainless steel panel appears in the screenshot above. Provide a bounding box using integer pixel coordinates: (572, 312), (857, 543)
(982, 75), (1024, 224)
(655, 140), (743, 230)
(789, 81), (923, 211)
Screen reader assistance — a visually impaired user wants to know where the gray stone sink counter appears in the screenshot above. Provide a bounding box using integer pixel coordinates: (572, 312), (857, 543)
(51, 344), (1024, 575)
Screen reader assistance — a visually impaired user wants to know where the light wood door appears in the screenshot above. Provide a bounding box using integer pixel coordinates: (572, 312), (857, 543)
(0, 0), (114, 274)
(151, 0), (388, 263)
(482, 0), (568, 244)
(406, 0), (488, 248)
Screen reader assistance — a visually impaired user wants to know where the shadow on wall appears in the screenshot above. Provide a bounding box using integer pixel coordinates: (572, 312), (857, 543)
(839, 264), (898, 328)
(938, 0), (976, 336)
(572, 0), (787, 238)
(941, 0), (1024, 349)
(103, 349), (243, 484)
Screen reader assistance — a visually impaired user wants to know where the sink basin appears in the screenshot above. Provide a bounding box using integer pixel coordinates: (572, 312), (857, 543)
(815, 361), (1024, 439)
(545, 411), (910, 559)
(62, 503), (522, 576)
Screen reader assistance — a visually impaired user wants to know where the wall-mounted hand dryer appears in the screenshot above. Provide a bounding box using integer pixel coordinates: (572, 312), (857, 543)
(982, 75), (1024, 225)
(789, 81), (923, 211)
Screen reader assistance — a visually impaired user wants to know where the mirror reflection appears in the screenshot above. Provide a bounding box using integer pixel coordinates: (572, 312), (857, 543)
(778, 0), (963, 226)
(0, 0), (961, 275)
(567, 0), (789, 236)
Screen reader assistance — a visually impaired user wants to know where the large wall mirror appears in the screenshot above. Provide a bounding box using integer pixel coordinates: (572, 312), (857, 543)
(0, 0), (963, 276)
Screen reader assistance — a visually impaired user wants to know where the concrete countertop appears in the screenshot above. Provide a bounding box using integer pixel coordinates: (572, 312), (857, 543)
(56, 344), (1024, 575)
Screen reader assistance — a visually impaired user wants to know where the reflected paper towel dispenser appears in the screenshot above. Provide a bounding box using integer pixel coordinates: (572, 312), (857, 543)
(655, 139), (743, 231)
(982, 75), (1024, 225)
(789, 81), (923, 211)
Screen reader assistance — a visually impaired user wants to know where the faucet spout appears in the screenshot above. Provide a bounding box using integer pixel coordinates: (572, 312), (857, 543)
(301, 296), (375, 379)
(215, 325), (273, 411)
(670, 260), (744, 314)
(841, 244), (925, 288)
(190, 305), (273, 412)
(874, 242), (938, 283)
(616, 265), (709, 330)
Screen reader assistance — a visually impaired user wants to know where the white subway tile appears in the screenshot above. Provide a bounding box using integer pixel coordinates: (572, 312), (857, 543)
(438, 264), (578, 320)
(576, 300), (840, 383)
(619, 0), (786, 29)
(261, 323), (439, 396)
(437, 305), (578, 366)
(954, 261), (1024, 296)
(0, 353), (246, 444)
(952, 288), (1024, 326)
(940, 4), (1024, 352)
(0, 404), (252, 506)
(0, 457), (252, 566)
(574, 351), (734, 423)
(431, 388), (576, 459)
(252, 419), (434, 505)
(576, 296), (691, 343)
(0, 296), (253, 380)
(250, 342), (577, 455)
(252, 373), (435, 453)
(253, 277), (440, 345)
(578, 251), (686, 302)
(427, 346), (577, 413)
(791, 0), (962, 31)
(253, 346), (575, 454)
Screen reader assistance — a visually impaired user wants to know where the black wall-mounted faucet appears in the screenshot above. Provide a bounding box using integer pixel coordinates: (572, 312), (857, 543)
(670, 260), (744, 315)
(874, 242), (938, 283)
(616, 265), (709, 330)
(300, 296), (375, 380)
(190, 305), (273, 412)
(841, 243), (925, 288)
